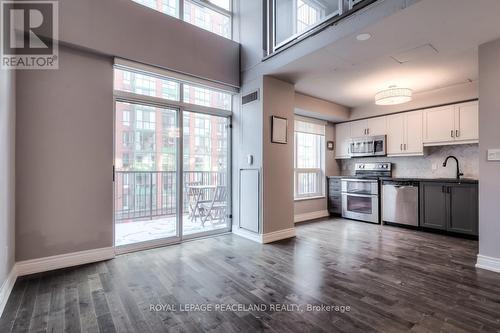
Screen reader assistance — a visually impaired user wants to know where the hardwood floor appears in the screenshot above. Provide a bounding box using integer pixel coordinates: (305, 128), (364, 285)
(2, 218), (500, 333)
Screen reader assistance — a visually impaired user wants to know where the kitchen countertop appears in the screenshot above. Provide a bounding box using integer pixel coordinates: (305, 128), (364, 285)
(327, 175), (478, 184)
(380, 177), (478, 184)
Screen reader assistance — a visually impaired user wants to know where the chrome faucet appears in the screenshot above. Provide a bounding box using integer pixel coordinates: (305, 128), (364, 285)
(443, 156), (464, 180)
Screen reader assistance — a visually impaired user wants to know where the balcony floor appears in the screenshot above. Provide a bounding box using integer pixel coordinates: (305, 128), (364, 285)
(115, 214), (228, 247)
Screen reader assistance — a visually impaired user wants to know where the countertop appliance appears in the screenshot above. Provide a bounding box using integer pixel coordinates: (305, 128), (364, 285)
(341, 162), (392, 224)
(350, 135), (386, 157)
(382, 180), (419, 227)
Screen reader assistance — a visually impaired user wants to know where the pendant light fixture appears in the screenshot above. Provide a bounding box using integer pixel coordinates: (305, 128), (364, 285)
(375, 86), (412, 105)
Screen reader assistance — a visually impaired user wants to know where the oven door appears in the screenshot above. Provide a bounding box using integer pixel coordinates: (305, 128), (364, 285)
(342, 193), (379, 223)
(341, 179), (378, 195)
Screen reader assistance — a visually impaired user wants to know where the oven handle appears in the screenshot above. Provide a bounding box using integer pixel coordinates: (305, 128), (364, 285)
(342, 179), (378, 183)
(342, 193), (378, 198)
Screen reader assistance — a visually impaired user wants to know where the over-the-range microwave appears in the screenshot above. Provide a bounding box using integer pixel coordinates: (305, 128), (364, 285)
(349, 135), (386, 157)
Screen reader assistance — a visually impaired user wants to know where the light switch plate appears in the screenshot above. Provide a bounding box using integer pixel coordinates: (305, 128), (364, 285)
(487, 149), (500, 161)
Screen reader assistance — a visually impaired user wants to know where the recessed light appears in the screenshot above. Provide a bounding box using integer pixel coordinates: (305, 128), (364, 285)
(356, 33), (371, 41)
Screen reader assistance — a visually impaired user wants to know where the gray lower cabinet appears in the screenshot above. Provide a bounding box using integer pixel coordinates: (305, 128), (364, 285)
(448, 183), (478, 235)
(328, 177), (342, 215)
(420, 182), (478, 236)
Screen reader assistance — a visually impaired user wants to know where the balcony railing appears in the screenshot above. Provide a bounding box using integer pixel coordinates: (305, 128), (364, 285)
(114, 171), (227, 222)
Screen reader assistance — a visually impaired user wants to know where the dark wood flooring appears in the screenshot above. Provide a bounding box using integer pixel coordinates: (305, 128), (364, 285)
(2, 218), (500, 333)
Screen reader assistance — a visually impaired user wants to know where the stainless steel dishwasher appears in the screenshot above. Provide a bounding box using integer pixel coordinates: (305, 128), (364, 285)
(382, 181), (419, 226)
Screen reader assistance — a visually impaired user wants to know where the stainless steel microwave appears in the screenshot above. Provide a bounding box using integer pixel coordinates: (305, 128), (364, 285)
(349, 135), (386, 157)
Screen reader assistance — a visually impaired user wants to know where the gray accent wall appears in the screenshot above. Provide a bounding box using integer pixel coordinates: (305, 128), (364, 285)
(262, 76), (295, 233)
(16, 46), (114, 261)
(478, 38), (500, 261)
(0, 69), (16, 285)
(56, 0), (239, 87)
(341, 144), (479, 179)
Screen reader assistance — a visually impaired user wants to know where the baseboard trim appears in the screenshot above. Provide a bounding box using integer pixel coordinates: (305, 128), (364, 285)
(294, 210), (329, 223)
(476, 254), (500, 273)
(233, 227), (296, 244)
(232, 227), (262, 243)
(0, 266), (17, 317)
(261, 228), (296, 244)
(16, 247), (115, 277)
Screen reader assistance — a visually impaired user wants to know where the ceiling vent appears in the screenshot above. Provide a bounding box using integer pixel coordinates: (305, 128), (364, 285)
(391, 44), (438, 64)
(242, 90), (259, 105)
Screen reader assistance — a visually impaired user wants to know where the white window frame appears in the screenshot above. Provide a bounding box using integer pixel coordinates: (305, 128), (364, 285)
(294, 116), (326, 200)
(132, 0), (232, 39)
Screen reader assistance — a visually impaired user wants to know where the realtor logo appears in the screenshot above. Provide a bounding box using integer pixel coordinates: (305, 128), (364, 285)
(1, 0), (58, 69)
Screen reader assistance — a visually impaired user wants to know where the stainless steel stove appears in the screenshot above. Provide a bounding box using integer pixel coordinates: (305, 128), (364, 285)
(341, 162), (392, 224)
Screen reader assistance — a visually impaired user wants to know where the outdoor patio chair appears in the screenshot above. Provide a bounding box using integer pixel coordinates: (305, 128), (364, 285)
(198, 185), (227, 227)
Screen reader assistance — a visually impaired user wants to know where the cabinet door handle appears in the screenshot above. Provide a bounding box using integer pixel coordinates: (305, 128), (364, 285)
(400, 144), (403, 151)
(451, 130), (454, 138)
(442, 185), (446, 193)
(404, 144), (407, 150)
(367, 128), (370, 135)
(456, 129), (459, 137)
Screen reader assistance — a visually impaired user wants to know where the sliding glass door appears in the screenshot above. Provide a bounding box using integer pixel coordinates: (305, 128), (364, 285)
(114, 104), (231, 250)
(182, 111), (230, 238)
(114, 101), (181, 248)
(113, 65), (232, 252)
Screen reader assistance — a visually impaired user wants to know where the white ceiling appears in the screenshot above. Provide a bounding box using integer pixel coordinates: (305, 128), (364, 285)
(272, 0), (500, 108)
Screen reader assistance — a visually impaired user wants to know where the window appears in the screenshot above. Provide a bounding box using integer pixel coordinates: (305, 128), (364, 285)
(115, 68), (232, 111)
(131, 0), (231, 39)
(114, 68), (180, 101)
(122, 110), (131, 127)
(294, 117), (326, 199)
(132, 0), (179, 17)
(183, 83), (231, 110)
(275, 0), (335, 46)
(296, 0), (323, 34)
(183, 0), (231, 38)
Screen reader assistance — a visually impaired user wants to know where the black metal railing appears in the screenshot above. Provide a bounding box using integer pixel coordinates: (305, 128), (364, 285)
(114, 171), (226, 222)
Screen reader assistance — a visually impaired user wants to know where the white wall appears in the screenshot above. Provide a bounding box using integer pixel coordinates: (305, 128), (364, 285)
(232, 77), (264, 233)
(0, 68), (16, 286)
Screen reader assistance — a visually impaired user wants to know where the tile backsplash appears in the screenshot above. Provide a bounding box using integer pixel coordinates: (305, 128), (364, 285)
(340, 144), (479, 179)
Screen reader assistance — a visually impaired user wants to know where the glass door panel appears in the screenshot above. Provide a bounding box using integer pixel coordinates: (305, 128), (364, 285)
(182, 111), (230, 237)
(114, 101), (180, 247)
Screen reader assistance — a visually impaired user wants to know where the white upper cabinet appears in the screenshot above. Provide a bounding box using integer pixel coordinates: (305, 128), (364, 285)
(367, 117), (387, 136)
(387, 111), (423, 156)
(386, 114), (405, 155)
(404, 110), (423, 155)
(423, 101), (478, 145)
(335, 122), (351, 159)
(423, 105), (455, 144)
(455, 101), (479, 142)
(350, 117), (387, 137)
(334, 100), (477, 160)
(350, 120), (368, 138)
